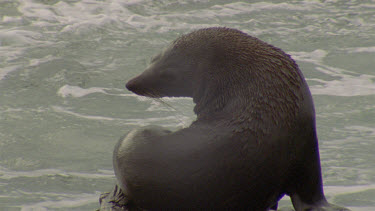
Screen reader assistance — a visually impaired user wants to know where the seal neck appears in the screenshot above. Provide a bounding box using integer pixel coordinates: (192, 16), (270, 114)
(192, 72), (303, 132)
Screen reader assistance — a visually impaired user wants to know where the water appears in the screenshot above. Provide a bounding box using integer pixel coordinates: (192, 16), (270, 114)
(0, 0), (374, 210)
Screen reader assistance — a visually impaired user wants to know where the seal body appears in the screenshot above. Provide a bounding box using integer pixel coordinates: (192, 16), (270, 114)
(110, 27), (343, 210)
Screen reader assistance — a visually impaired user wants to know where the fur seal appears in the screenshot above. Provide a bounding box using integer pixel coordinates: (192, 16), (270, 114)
(102, 27), (349, 210)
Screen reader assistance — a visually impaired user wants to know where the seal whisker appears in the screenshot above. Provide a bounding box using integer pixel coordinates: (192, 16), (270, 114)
(153, 98), (187, 127)
(142, 89), (187, 127)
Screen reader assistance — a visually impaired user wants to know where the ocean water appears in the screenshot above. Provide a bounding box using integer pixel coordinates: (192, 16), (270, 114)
(0, 0), (374, 210)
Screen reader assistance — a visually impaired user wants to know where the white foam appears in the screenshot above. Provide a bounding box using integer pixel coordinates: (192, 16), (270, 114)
(2, 16), (23, 24)
(309, 71), (375, 96)
(57, 85), (134, 98)
(20, 192), (99, 211)
(0, 166), (114, 180)
(345, 46), (375, 53)
(0, 65), (21, 81)
(0, 45), (25, 65)
(290, 50), (375, 96)
(124, 115), (191, 127)
(201, 2), (321, 19)
(290, 49), (328, 64)
(231, 1), (320, 12)
(18, 0), (57, 22)
(119, 0), (146, 5)
(345, 125), (375, 136)
(0, 30), (41, 45)
(10, 0), (322, 37)
(52, 106), (118, 121)
(74, 1), (322, 34)
(29, 55), (56, 67)
(57, 85), (107, 98)
(51, 105), (190, 127)
(53, 0), (135, 34)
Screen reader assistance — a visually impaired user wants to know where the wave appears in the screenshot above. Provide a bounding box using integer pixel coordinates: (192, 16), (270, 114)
(291, 50), (375, 96)
(0, 166), (114, 180)
(51, 105), (191, 128)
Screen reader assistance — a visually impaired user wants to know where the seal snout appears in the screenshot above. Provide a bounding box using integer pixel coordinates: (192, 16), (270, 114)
(126, 78), (137, 92)
(126, 77), (144, 95)
(126, 76), (154, 97)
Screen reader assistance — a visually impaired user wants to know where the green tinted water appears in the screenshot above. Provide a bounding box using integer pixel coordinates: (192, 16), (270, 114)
(1, 0), (375, 210)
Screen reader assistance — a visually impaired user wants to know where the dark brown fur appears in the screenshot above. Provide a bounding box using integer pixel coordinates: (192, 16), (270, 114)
(102, 27), (348, 211)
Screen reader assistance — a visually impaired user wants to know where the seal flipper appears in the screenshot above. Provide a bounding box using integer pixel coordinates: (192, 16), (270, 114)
(99, 184), (142, 211)
(291, 193), (327, 211)
(291, 194), (351, 211)
(289, 139), (349, 210)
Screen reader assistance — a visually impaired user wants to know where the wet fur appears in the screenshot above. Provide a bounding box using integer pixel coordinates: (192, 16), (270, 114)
(107, 27), (348, 210)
